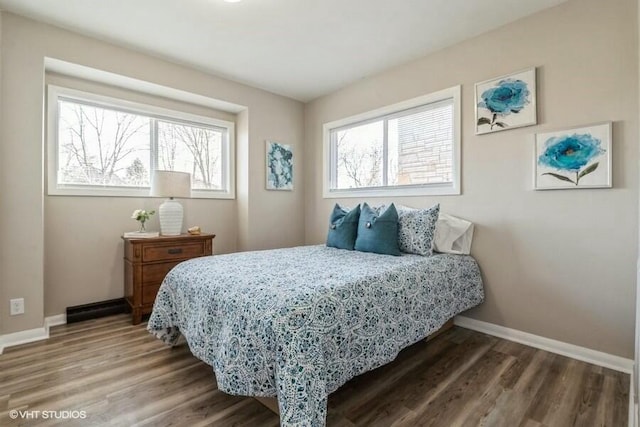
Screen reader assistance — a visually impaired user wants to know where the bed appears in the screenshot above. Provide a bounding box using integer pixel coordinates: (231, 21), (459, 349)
(147, 245), (484, 426)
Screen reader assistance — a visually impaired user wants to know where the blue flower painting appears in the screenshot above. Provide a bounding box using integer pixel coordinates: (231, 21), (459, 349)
(476, 68), (537, 134)
(266, 141), (293, 190)
(479, 78), (529, 116)
(535, 123), (612, 190)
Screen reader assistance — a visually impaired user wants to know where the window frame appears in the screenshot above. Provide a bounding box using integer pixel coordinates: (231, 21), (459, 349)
(322, 85), (461, 198)
(46, 85), (236, 199)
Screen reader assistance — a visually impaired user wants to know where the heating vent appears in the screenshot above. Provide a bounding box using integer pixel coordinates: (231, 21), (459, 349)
(66, 298), (129, 323)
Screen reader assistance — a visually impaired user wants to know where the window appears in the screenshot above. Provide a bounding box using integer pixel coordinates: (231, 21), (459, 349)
(323, 86), (460, 197)
(47, 85), (235, 198)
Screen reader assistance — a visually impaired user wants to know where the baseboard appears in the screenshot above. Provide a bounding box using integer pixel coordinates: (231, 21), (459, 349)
(45, 313), (67, 328)
(454, 315), (634, 374)
(0, 326), (47, 355)
(0, 314), (67, 355)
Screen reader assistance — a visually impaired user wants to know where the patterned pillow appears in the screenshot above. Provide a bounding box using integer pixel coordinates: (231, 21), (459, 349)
(395, 204), (440, 256)
(326, 204), (361, 250)
(354, 203), (401, 256)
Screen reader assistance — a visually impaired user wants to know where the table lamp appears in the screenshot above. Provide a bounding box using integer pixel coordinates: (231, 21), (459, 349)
(150, 170), (191, 236)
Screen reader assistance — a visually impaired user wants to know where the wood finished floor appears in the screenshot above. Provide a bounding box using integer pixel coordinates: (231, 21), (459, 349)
(0, 314), (629, 427)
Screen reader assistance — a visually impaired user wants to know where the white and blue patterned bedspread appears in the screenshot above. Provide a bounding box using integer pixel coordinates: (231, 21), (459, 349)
(147, 245), (484, 426)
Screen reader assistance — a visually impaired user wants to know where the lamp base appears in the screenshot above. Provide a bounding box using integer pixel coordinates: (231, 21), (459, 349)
(158, 198), (183, 236)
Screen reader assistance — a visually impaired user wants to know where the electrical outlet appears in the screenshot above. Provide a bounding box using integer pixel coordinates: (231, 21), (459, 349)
(10, 298), (24, 315)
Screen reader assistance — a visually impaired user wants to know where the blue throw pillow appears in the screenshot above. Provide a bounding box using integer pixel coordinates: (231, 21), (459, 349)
(326, 204), (361, 250)
(354, 203), (401, 256)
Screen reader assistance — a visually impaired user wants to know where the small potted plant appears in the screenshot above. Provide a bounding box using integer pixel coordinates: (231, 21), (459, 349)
(131, 209), (155, 232)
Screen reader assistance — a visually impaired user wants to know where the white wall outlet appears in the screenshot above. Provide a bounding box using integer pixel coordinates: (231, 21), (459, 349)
(10, 298), (24, 315)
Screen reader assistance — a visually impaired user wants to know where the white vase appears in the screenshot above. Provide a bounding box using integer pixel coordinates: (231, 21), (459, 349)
(158, 198), (183, 236)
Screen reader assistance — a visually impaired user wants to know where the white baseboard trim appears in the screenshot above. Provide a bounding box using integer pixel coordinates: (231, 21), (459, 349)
(0, 326), (48, 355)
(0, 314), (67, 355)
(454, 315), (634, 374)
(45, 313), (67, 328)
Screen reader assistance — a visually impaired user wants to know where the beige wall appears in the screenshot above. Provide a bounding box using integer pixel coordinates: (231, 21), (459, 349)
(0, 12), (305, 331)
(305, 0), (638, 357)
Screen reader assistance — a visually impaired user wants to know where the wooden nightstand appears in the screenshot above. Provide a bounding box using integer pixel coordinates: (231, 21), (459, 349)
(122, 233), (215, 324)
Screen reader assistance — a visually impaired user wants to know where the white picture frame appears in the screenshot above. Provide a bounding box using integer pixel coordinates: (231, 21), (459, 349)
(534, 122), (612, 190)
(475, 67), (537, 135)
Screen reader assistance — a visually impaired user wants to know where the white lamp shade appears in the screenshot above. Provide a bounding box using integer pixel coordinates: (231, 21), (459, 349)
(150, 171), (191, 198)
(151, 171), (191, 235)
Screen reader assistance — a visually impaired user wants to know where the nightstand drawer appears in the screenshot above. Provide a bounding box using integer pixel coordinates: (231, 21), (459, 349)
(143, 283), (162, 305)
(142, 261), (181, 284)
(143, 242), (206, 262)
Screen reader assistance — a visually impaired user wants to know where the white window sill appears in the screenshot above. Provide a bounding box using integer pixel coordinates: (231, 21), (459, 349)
(323, 184), (460, 199)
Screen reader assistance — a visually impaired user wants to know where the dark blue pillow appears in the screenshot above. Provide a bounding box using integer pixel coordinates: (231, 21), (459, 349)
(326, 204), (361, 250)
(354, 203), (401, 256)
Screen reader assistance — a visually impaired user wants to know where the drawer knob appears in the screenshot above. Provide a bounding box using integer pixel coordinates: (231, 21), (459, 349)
(167, 248), (183, 255)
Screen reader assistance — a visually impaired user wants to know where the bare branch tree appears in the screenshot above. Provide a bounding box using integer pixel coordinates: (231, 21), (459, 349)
(336, 131), (382, 188)
(160, 122), (221, 189)
(158, 125), (177, 171)
(58, 101), (223, 189)
(60, 103), (148, 185)
(365, 145), (382, 187)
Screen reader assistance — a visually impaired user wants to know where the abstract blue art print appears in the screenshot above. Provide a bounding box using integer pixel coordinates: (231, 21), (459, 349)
(475, 67), (537, 135)
(534, 122), (612, 190)
(266, 140), (293, 190)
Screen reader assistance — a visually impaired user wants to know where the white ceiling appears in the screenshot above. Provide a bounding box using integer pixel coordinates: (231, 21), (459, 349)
(0, 0), (566, 102)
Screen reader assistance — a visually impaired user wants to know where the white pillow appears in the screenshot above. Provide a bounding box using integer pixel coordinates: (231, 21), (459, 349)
(433, 213), (474, 255)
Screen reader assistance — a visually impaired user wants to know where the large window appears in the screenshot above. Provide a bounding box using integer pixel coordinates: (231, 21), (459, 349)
(323, 86), (460, 197)
(47, 85), (235, 198)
